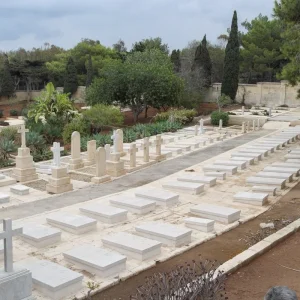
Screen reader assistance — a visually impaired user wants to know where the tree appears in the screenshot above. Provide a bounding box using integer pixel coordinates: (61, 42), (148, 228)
(240, 15), (286, 83)
(191, 35), (212, 88)
(112, 39), (127, 53)
(0, 55), (15, 97)
(170, 50), (181, 73)
(221, 10), (240, 101)
(86, 55), (93, 88)
(131, 37), (169, 55)
(64, 57), (78, 96)
(274, 0), (300, 97)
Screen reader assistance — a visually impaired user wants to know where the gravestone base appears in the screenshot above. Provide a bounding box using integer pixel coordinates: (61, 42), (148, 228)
(14, 168), (38, 183)
(106, 160), (126, 177)
(68, 158), (84, 170)
(91, 174), (111, 184)
(46, 167), (73, 194)
(83, 159), (95, 167)
(0, 268), (33, 300)
(150, 153), (167, 162)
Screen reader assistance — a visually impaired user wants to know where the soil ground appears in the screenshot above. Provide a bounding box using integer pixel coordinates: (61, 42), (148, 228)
(226, 231), (300, 300)
(94, 182), (300, 300)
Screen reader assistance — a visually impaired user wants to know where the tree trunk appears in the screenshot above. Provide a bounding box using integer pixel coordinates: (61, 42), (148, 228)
(144, 106), (149, 118)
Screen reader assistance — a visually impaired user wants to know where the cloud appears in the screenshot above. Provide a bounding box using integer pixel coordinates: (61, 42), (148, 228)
(0, 0), (275, 51)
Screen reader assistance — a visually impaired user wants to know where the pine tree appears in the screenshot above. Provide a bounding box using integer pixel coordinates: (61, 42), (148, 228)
(0, 55), (15, 97)
(86, 55), (93, 88)
(170, 50), (181, 73)
(191, 35), (212, 88)
(64, 57), (78, 96)
(221, 11), (240, 100)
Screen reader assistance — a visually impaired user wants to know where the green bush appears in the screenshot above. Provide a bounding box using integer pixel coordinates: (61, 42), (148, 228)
(154, 109), (197, 125)
(10, 109), (19, 116)
(211, 111), (229, 126)
(0, 127), (18, 141)
(0, 110), (3, 118)
(63, 117), (90, 144)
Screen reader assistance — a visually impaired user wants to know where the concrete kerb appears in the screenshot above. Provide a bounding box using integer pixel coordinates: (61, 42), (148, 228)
(216, 218), (300, 276)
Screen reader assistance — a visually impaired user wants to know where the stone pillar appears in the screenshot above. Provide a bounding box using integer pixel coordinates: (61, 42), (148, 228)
(199, 119), (204, 134)
(219, 119), (223, 130)
(129, 143), (137, 168)
(105, 144), (111, 161)
(116, 129), (124, 154)
(155, 135), (162, 156)
(195, 125), (199, 136)
(242, 122), (246, 133)
(68, 131), (84, 170)
(143, 137), (150, 163)
(46, 166), (73, 194)
(246, 121), (250, 132)
(242, 106), (245, 115)
(257, 119), (260, 130)
(84, 140), (96, 166)
(269, 108), (272, 117)
(252, 120), (256, 131)
(91, 147), (110, 183)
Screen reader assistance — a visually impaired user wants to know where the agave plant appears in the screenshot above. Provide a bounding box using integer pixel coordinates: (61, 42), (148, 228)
(0, 137), (17, 161)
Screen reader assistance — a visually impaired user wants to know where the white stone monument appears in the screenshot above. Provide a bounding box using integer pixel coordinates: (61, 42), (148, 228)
(269, 107), (272, 117)
(252, 120), (256, 131)
(143, 137), (150, 163)
(199, 119), (204, 134)
(111, 130), (118, 153)
(116, 129), (125, 156)
(14, 125), (38, 182)
(247, 121), (250, 132)
(219, 119), (223, 130)
(242, 122), (246, 133)
(51, 142), (64, 167)
(151, 135), (166, 162)
(195, 125), (199, 136)
(256, 118), (260, 130)
(0, 219), (35, 300)
(91, 147), (111, 183)
(242, 106), (245, 115)
(105, 144), (111, 160)
(129, 143), (138, 168)
(84, 140), (96, 166)
(68, 131), (84, 170)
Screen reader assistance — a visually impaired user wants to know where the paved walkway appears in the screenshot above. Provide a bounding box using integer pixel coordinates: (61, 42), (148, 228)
(3, 129), (274, 220)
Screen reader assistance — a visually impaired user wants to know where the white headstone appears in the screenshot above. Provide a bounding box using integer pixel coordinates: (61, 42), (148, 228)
(95, 147), (106, 177)
(143, 137), (150, 163)
(129, 143), (137, 168)
(252, 120), (256, 131)
(111, 130), (118, 153)
(155, 135), (162, 156)
(71, 131), (81, 159)
(116, 129), (123, 153)
(269, 108), (272, 116)
(195, 125), (199, 136)
(247, 121), (250, 132)
(0, 219), (22, 272)
(105, 144), (111, 160)
(242, 122), (246, 133)
(219, 119), (223, 130)
(87, 140), (96, 163)
(51, 142), (64, 167)
(199, 119), (204, 134)
(242, 106), (245, 115)
(18, 125), (29, 148)
(257, 118), (260, 130)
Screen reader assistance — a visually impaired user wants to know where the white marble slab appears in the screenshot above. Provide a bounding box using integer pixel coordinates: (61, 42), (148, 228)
(272, 162), (300, 169)
(102, 232), (162, 261)
(63, 245), (126, 278)
(162, 181), (205, 195)
(285, 154), (300, 160)
(0, 193), (10, 204)
(184, 217), (215, 233)
(46, 212), (97, 234)
(190, 204), (241, 224)
(231, 156), (255, 165)
(248, 145), (275, 153)
(203, 165), (238, 175)
(165, 144), (191, 151)
(79, 204), (127, 224)
(238, 148), (269, 156)
(135, 222), (192, 247)
(256, 171), (293, 182)
(204, 171), (226, 180)
(213, 160), (247, 170)
(252, 186), (277, 196)
(233, 192), (268, 206)
(246, 177), (286, 189)
(264, 166), (300, 176)
(177, 175), (217, 187)
(231, 152), (262, 161)
(10, 184), (30, 195)
(0, 174), (5, 180)
(0, 175), (16, 187)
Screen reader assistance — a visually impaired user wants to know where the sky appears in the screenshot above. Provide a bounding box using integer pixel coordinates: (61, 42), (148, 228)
(0, 0), (275, 52)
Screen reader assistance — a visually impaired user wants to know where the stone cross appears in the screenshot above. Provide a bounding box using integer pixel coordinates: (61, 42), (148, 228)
(105, 144), (111, 161)
(143, 137), (150, 163)
(111, 130), (118, 154)
(71, 131), (81, 159)
(252, 120), (256, 131)
(195, 125), (199, 136)
(51, 142), (64, 167)
(0, 219), (22, 272)
(219, 119), (223, 130)
(199, 119), (204, 134)
(18, 124), (29, 148)
(129, 143), (137, 168)
(95, 147), (106, 177)
(155, 135), (163, 156)
(242, 106), (245, 115)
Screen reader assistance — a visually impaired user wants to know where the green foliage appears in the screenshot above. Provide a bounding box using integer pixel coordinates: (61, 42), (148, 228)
(82, 105), (124, 131)
(0, 54), (15, 97)
(154, 109), (197, 125)
(0, 127), (18, 141)
(211, 111), (229, 126)
(10, 109), (19, 116)
(191, 35), (212, 88)
(64, 57), (78, 96)
(170, 50), (181, 73)
(131, 37), (169, 54)
(86, 55), (93, 88)
(63, 117), (90, 144)
(221, 11), (240, 100)
(216, 94), (231, 112)
(0, 136), (17, 162)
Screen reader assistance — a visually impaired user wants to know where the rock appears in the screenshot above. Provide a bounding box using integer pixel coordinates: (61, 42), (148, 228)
(260, 222), (275, 229)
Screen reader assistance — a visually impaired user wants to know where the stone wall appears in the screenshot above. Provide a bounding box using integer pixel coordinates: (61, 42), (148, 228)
(205, 81), (300, 107)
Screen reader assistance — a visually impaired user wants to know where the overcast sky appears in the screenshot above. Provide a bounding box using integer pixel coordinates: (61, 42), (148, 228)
(0, 0), (275, 52)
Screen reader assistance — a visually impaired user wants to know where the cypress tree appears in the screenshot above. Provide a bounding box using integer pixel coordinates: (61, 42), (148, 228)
(191, 35), (212, 88)
(1, 55), (15, 97)
(64, 57), (78, 96)
(86, 55), (93, 88)
(170, 49), (181, 73)
(221, 10), (240, 100)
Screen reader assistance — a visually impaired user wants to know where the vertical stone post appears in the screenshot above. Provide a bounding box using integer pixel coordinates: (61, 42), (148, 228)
(242, 106), (245, 115)
(242, 122), (246, 133)
(129, 143), (137, 168)
(84, 140), (96, 166)
(69, 131), (84, 170)
(195, 125), (199, 136)
(91, 147), (110, 183)
(143, 137), (150, 163)
(105, 144), (111, 161)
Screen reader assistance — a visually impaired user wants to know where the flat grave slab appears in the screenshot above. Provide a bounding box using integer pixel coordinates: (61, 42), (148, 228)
(135, 222), (192, 247)
(162, 181), (204, 195)
(135, 187), (179, 207)
(264, 166), (300, 176)
(256, 171), (293, 182)
(203, 165), (238, 175)
(0, 175), (16, 187)
(177, 141), (200, 149)
(161, 147), (183, 155)
(290, 150), (300, 154)
(231, 156), (255, 165)
(46, 212), (97, 234)
(79, 204), (127, 224)
(248, 145), (275, 153)
(246, 177), (286, 189)
(10, 184), (30, 195)
(204, 171), (226, 180)
(21, 224), (62, 248)
(252, 186), (277, 196)
(190, 204), (241, 224)
(63, 244), (126, 278)
(286, 159), (300, 163)
(17, 259), (83, 300)
(184, 217), (215, 233)
(255, 143), (281, 150)
(102, 232), (162, 261)
(233, 192), (268, 206)
(160, 150), (173, 158)
(272, 162), (300, 169)
(238, 148), (269, 156)
(0, 192), (10, 204)
(165, 144), (191, 152)
(285, 154), (300, 160)
(213, 160), (247, 170)
(110, 195), (156, 214)
(0, 174), (5, 180)
(231, 152), (262, 161)
(177, 175), (217, 187)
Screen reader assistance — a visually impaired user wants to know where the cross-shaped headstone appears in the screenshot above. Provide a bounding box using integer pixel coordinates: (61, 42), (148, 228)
(18, 124), (29, 148)
(51, 142), (64, 167)
(143, 137), (150, 163)
(129, 143), (138, 168)
(111, 130), (118, 154)
(155, 135), (163, 156)
(0, 219), (22, 272)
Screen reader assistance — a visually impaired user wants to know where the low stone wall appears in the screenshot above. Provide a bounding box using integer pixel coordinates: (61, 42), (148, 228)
(228, 115), (268, 126)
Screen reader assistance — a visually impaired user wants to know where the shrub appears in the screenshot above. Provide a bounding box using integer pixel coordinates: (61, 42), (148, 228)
(0, 110), (3, 118)
(228, 112), (236, 115)
(10, 109), (19, 116)
(279, 104), (289, 107)
(251, 112), (259, 115)
(0, 121), (9, 126)
(211, 111), (229, 126)
(154, 109), (197, 125)
(63, 117), (90, 144)
(0, 127), (18, 141)
(0, 137), (17, 162)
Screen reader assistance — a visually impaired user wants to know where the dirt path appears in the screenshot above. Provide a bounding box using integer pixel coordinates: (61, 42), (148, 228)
(226, 231), (300, 299)
(94, 183), (300, 300)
